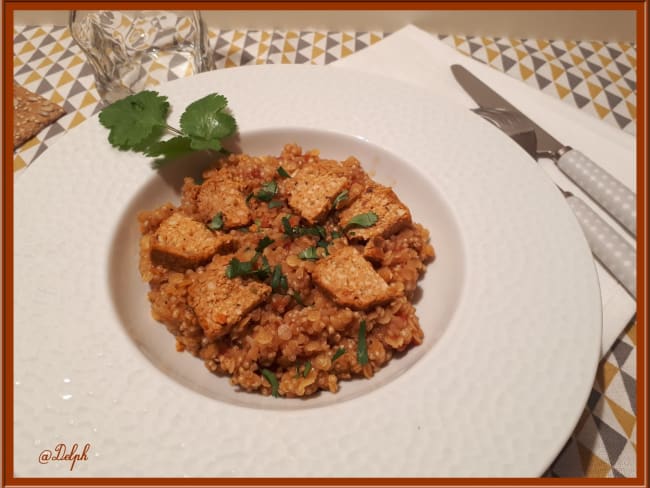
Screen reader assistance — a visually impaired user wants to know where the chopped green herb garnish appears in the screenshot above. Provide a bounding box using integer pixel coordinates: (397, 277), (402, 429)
(291, 292), (304, 305)
(268, 200), (284, 209)
(277, 166), (291, 178)
(332, 190), (348, 208)
(302, 361), (312, 377)
(246, 192), (254, 204)
(225, 254), (270, 280)
(225, 258), (253, 278)
(282, 216), (327, 239)
(270, 264), (288, 293)
(357, 320), (369, 365)
(236, 226), (250, 233)
(207, 212), (223, 230)
(261, 369), (279, 398)
(332, 347), (346, 362)
(254, 181), (278, 202)
(256, 236), (275, 253)
(298, 247), (319, 261)
(330, 231), (342, 239)
(345, 212), (378, 231)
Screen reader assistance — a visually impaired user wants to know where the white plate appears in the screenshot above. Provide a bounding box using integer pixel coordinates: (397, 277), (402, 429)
(13, 64), (601, 477)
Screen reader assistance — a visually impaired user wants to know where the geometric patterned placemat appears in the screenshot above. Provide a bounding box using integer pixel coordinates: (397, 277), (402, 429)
(12, 24), (638, 478)
(438, 35), (637, 135)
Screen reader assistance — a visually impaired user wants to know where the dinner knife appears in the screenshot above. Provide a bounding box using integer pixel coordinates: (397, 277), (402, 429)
(451, 64), (637, 237)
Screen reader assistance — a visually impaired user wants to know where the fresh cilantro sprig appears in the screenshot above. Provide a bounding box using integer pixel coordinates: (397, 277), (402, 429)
(344, 212), (378, 232)
(261, 369), (279, 398)
(99, 91), (237, 168)
(357, 320), (369, 366)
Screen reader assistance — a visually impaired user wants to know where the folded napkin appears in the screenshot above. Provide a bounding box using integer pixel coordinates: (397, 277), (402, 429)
(333, 25), (636, 357)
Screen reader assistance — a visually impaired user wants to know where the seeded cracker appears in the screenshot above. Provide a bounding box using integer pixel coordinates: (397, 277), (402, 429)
(13, 82), (66, 148)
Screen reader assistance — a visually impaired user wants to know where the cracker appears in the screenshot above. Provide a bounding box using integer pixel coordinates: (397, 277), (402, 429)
(13, 82), (66, 148)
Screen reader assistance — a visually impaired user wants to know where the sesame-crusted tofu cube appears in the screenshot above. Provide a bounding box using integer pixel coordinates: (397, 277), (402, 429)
(151, 213), (230, 271)
(188, 267), (271, 338)
(284, 161), (349, 224)
(338, 184), (411, 241)
(196, 179), (252, 230)
(312, 247), (396, 310)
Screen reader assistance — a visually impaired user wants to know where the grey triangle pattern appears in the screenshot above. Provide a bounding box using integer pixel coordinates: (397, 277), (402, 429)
(296, 38), (310, 52)
(605, 90), (623, 109)
(531, 55), (545, 70)
(39, 34), (57, 47)
(615, 61), (631, 76)
(573, 92), (590, 108)
(326, 36), (339, 50)
(501, 55), (516, 72)
(294, 52), (309, 64)
(32, 142), (50, 161)
(623, 77), (635, 91)
(535, 73), (551, 90)
(169, 54), (188, 69)
(78, 63), (94, 78)
(587, 60), (603, 74)
(579, 46), (594, 60)
(14, 33), (27, 43)
(613, 111), (631, 130)
(36, 77), (53, 94)
(619, 369), (636, 414)
(43, 122), (66, 139)
(597, 75), (613, 87)
(612, 467), (626, 477)
(243, 34), (257, 48)
(27, 49), (46, 63)
(167, 70), (179, 81)
(61, 100), (77, 114)
(58, 49), (75, 62)
(524, 43), (538, 55)
(214, 35), (230, 51)
(496, 43), (511, 53)
(566, 71), (583, 90)
(607, 46), (622, 60)
(551, 44), (566, 58)
(611, 339), (633, 367)
(271, 31), (283, 42)
(14, 64), (35, 76)
(549, 438), (584, 477)
(592, 415), (627, 464)
(468, 41), (482, 55)
(268, 44), (281, 55)
(324, 52), (338, 64)
(587, 388), (602, 410)
(240, 49), (254, 66)
(67, 80), (87, 97)
(355, 39), (367, 51)
(45, 63), (64, 76)
(560, 60), (574, 71)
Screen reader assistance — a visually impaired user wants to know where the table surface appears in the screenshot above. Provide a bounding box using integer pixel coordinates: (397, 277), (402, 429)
(12, 24), (638, 478)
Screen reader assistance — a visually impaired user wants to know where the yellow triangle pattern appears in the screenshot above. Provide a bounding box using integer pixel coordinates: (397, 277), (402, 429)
(617, 84), (632, 99)
(605, 397), (636, 438)
(57, 71), (74, 87)
(49, 90), (64, 105)
(150, 61), (167, 72)
(625, 101), (636, 120)
(286, 31), (298, 40)
(598, 54), (613, 67)
(49, 43), (64, 56)
(224, 58), (238, 68)
(66, 55), (84, 69)
(14, 57), (24, 68)
(19, 41), (36, 54)
(14, 155), (27, 172)
(68, 111), (87, 129)
(570, 53), (584, 66)
(24, 71), (42, 84)
(626, 323), (636, 344)
(626, 54), (636, 68)
(283, 40), (296, 54)
(257, 42), (269, 60)
(555, 83), (570, 99)
(606, 69), (622, 82)
(312, 46), (324, 60)
(342, 32), (353, 43)
(453, 35), (464, 48)
(520, 64), (533, 80)
(80, 91), (98, 108)
(227, 43), (241, 57)
(281, 54), (292, 64)
(597, 361), (619, 391)
(515, 48), (528, 61)
(577, 442), (611, 477)
(370, 33), (382, 44)
(537, 39), (549, 51)
(261, 31), (271, 43)
(580, 68), (593, 79)
(341, 45), (353, 58)
(593, 102), (610, 119)
(486, 48), (498, 63)
(549, 63), (564, 80)
(232, 30), (245, 42)
(37, 57), (53, 69)
(32, 27), (46, 38)
(587, 81), (603, 99)
(314, 32), (325, 44)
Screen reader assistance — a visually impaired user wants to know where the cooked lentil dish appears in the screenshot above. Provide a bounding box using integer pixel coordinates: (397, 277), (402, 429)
(138, 144), (435, 397)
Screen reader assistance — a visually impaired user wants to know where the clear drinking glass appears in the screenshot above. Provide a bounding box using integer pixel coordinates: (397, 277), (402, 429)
(69, 10), (213, 103)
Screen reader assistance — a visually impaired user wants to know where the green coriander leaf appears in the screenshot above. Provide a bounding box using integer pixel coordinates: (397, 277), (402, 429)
(295, 366), (301, 379)
(357, 320), (369, 365)
(225, 258), (253, 278)
(298, 247), (319, 261)
(180, 93), (236, 141)
(99, 90), (169, 150)
(302, 361), (312, 377)
(277, 166), (291, 178)
(256, 236), (275, 253)
(332, 347), (346, 362)
(291, 292), (304, 306)
(253, 255), (271, 280)
(330, 231), (342, 239)
(208, 212), (224, 230)
(270, 264), (288, 293)
(332, 190), (349, 208)
(345, 212), (378, 231)
(254, 181), (278, 202)
(261, 369), (279, 398)
(236, 226), (250, 233)
(146, 135), (194, 168)
(245, 192), (254, 205)
(268, 200), (284, 209)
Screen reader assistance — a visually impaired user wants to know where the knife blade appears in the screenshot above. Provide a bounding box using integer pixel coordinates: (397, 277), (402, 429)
(451, 64), (636, 237)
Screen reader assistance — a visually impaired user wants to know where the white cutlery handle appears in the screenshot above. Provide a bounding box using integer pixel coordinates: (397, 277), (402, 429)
(557, 148), (636, 236)
(565, 194), (636, 298)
